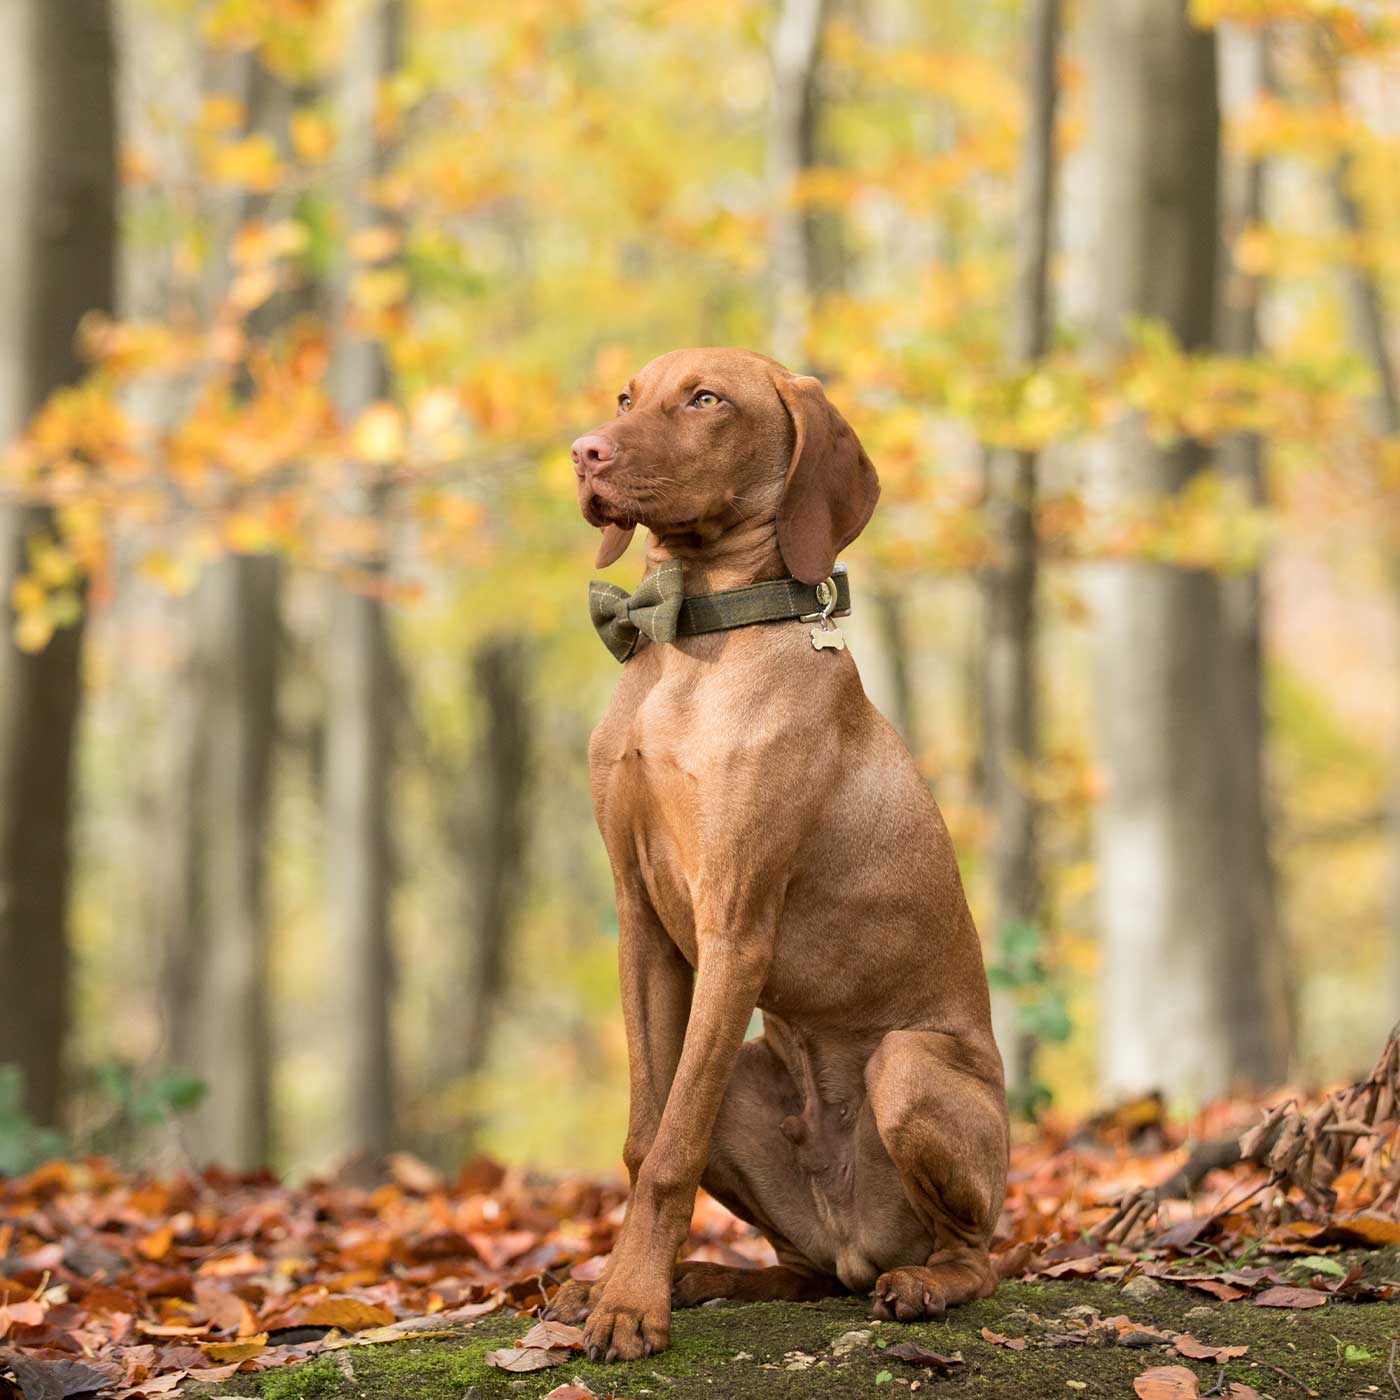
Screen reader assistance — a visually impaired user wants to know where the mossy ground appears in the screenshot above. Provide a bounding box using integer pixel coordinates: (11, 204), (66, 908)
(204, 1272), (1400, 1400)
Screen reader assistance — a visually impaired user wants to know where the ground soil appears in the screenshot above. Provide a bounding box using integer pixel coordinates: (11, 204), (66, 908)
(206, 1268), (1400, 1400)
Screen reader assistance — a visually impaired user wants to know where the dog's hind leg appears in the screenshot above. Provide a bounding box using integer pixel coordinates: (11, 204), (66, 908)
(671, 1258), (839, 1307)
(863, 1028), (1008, 1321)
(674, 1037), (843, 1307)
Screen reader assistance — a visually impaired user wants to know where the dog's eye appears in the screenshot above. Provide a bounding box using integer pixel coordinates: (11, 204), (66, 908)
(617, 394), (631, 414)
(691, 391), (720, 408)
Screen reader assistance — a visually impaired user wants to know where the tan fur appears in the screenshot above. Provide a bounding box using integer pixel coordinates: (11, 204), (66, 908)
(550, 348), (1009, 1363)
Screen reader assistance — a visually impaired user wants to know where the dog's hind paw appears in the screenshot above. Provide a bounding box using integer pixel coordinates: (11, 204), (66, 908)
(870, 1267), (948, 1322)
(543, 1278), (595, 1324)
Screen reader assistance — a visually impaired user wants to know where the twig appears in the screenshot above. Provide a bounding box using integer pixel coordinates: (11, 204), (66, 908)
(1252, 1359), (1320, 1397)
(1200, 1367), (1228, 1397)
(1388, 1337), (1399, 1396)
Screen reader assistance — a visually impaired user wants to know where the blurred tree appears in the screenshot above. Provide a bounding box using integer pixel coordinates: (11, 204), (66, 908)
(1216, 23), (1289, 1083)
(982, 0), (1059, 1098)
(0, 0), (116, 1127)
(767, 0), (829, 367)
(1085, 0), (1239, 1099)
(454, 636), (532, 1127)
(1316, 45), (1400, 1017)
(324, 0), (406, 1168)
(166, 49), (294, 1169)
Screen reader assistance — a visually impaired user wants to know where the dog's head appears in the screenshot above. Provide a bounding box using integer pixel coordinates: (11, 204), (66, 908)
(571, 347), (879, 584)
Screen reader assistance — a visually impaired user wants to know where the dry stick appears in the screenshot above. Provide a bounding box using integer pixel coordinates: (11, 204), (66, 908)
(1252, 1359), (1320, 1398)
(1389, 1338), (1399, 1398)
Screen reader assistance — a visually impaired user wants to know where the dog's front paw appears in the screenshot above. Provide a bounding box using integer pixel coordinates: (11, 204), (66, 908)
(582, 1288), (670, 1362)
(543, 1277), (597, 1324)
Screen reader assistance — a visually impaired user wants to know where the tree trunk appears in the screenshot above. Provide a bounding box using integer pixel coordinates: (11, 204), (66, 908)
(873, 590), (919, 754)
(1327, 129), (1400, 1019)
(1085, 0), (1236, 1099)
(187, 555), (280, 1167)
(767, 0), (828, 368)
(982, 0), (1059, 1095)
(323, 0), (405, 1167)
(0, 0), (116, 1128)
(164, 48), (290, 1169)
(456, 637), (532, 1085)
(1215, 25), (1289, 1083)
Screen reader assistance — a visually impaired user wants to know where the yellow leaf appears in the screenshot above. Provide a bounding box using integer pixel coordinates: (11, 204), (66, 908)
(31, 543), (77, 588)
(47, 591), (82, 629)
(14, 611), (53, 653)
(227, 268), (280, 314)
(290, 109), (332, 165)
(200, 1332), (268, 1364)
(351, 403), (404, 465)
(200, 94), (246, 133)
(204, 135), (283, 193)
(10, 576), (44, 614)
(349, 226), (402, 263)
(350, 266), (409, 313)
(224, 513), (274, 552)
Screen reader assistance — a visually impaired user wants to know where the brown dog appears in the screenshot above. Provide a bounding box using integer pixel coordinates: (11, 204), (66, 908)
(547, 347), (1008, 1362)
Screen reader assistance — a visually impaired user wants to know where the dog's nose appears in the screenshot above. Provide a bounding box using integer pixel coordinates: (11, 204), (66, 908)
(571, 433), (616, 478)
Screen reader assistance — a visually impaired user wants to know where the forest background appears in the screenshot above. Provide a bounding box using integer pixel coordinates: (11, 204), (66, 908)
(2, 0), (1399, 1183)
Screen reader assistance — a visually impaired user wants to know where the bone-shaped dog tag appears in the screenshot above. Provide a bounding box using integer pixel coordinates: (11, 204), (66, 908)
(811, 624), (846, 652)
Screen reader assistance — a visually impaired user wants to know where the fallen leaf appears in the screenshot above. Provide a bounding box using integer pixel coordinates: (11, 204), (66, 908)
(198, 1333), (267, 1364)
(138, 1226), (174, 1261)
(540, 1387), (598, 1400)
(114, 1373), (186, 1396)
(280, 1297), (395, 1331)
(518, 1320), (586, 1351)
(192, 1284), (257, 1338)
(328, 1325), (456, 1347)
(1041, 1256), (1104, 1278)
(1183, 1279), (1248, 1302)
(4, 1354), (113, 1400)
(884, 1342), (963, 1372)
(1133, 1365), (1201, 1399)
(981, 1327), (1028, 1351)
(1253, 1286), (1326, 1309)
(1173, 1334), (1248, 1363)
(569, 1255), (608, 1283)
(1325, 1214), (1400, 1248)
(483, 1346), (568, 1373)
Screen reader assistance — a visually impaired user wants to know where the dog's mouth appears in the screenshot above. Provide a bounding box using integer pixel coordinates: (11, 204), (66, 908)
(579, 481), (638, 531)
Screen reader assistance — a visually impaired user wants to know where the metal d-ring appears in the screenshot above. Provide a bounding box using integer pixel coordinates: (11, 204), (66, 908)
(800, 577), (838, 629)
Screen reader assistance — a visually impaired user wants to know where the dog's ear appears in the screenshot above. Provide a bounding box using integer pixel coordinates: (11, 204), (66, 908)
(772, 373), (880, 585)
(595, 522), (636, 568)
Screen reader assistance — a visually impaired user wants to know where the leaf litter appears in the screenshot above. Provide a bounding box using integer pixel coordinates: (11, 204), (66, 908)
(4, 1027), (1400, 1395)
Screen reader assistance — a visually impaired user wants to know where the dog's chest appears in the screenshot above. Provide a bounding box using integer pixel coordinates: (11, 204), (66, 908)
(590, 660), (794, 958)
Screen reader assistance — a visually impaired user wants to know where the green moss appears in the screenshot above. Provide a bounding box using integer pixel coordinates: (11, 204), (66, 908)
(205, 1279), (1400, 1400)
(252, 1356), (342, 1400)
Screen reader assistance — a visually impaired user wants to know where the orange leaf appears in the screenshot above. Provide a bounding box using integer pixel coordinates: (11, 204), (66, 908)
(1253, 1286), (1326, 1310)
(286, 1297), (396, 1331)
(1134, 1366), (1200, 1400)
(200, 1332), (267, 1363)
(1173, 1334), (1248, 1363)
(139, 1225), (174, 1260)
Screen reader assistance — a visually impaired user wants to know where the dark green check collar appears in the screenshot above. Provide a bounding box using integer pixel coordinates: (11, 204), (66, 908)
(589, 560), (851, 663)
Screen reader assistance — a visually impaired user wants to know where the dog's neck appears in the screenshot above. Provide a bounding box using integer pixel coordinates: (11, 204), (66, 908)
(643, 511), (787, 594)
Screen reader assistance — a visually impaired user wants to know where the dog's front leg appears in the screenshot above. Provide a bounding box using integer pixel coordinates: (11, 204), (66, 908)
(547, 885), (692, 1326)
(584, 927), (772, 1362)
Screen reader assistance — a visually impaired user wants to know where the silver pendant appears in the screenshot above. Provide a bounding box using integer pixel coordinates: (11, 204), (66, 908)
(803, 575), (845, 652)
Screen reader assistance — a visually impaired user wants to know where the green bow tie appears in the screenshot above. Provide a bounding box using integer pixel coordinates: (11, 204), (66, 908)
(589, 559), (686, 663)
